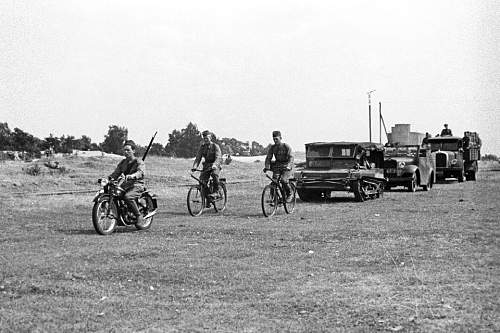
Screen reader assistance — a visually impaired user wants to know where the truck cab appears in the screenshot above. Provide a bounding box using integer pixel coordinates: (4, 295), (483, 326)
(427, 132), (480, 181)
(295, 142), (386, 202)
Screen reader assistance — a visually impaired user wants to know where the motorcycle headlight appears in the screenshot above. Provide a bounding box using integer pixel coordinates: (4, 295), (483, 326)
(451, 159), (458, 165)
(398, 161), (405, 168)
(99, 178), (109, 186)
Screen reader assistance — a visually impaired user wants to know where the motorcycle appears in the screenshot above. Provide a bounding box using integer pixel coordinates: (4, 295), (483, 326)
(91, 174), (158, 235)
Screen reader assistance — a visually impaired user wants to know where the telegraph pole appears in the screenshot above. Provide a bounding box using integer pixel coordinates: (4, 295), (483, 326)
(367, 90), (376, 142)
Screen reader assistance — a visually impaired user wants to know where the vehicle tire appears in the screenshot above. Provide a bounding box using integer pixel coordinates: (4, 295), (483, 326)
(422, 174), (433, 191)
(213, 182), (227, 213)
(284, 182), (297, 214)
(261, 185), (278, 217)
(135, 194), (155, 230)
(187, 185), (205, 216)
(92, 197), (117, 235)
(297, 188), (322, 202)
(470, 171), (476, 181)
(407, 174), (417, 192)
(353, 180), (367, 202)
(458, 168), (465, 183)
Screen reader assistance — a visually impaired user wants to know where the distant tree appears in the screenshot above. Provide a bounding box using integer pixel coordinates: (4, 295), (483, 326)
(250, 141), (267, 156)
(0, 122), (13, 150)
(101, 125), (128, 154)
(75, 135), (93, 151)
(149, 142), (166, 156)
(60, 135), (76, 153)
(11, 128), (41, 153)
(482, 154), (498, 161)
(41, 134), (61, 152)
(165, 122), (202, 158)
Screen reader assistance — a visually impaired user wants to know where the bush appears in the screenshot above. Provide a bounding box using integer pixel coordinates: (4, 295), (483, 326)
(24, 164), (41, 176)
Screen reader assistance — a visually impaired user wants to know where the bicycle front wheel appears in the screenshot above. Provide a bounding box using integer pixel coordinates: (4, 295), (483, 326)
(261, 184), (278, 217)
(187, 185), (205, 216)
(284, 182), (297, 214)
(213, 182), (227, 213)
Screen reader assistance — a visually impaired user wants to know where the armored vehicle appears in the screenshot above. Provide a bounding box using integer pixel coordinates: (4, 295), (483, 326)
(295, 142), (386, 202)
(383, 145), (435, 192)
(427, 132), (481, 181)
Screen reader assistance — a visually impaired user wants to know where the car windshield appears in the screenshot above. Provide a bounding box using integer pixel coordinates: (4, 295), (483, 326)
(385, 147), (418, 157)
(307, 146), (330, 157)
(429, 140), (460, 152)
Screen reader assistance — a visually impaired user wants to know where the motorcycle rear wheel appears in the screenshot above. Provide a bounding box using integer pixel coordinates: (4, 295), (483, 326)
(136, 194), (155, 230)
(92, 197), (117, 235)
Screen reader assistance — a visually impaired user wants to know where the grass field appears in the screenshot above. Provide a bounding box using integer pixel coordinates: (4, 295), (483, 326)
(0, 156), (499, 332)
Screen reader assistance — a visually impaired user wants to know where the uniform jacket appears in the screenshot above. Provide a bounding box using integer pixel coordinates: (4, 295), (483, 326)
(109, 157), (145, 189)
(265, 143), (294, 170)
(194, 142), (222, 168)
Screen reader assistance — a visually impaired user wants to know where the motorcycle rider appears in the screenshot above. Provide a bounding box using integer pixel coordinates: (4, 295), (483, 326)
(109, 140), (145, 226)
(264, 130), (294, 201)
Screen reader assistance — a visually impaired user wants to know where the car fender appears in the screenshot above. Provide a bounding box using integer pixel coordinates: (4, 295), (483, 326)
(402, 165), (418, 177)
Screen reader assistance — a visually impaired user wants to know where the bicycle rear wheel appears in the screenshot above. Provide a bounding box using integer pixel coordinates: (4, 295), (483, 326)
(261, 184), (278, 217)
(213, 182), (227, 213)
(284, 182), (297, 214)
(187, 185), (205, 216)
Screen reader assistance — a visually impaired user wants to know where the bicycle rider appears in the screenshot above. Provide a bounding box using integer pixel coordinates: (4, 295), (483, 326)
(263, 130), (294, 201)
(191, 130), (222, 198)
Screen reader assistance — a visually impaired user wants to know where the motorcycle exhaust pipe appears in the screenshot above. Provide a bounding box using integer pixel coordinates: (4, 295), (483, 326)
(143, 210), (158, 219)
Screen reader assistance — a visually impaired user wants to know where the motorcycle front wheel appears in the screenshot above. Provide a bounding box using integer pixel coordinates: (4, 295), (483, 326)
(92, 197), (117, 235)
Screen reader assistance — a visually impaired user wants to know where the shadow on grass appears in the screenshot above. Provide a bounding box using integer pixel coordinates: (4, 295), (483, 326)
(57, 227), (139, 235)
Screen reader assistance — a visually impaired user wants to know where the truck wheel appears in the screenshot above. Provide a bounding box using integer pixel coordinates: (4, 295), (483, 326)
(422, 176), (431, 191)
(466, 171), (477, 181)
(407, 174), (416, 192)
(353, 180), (367, 202)
(458, 169), (465, 183)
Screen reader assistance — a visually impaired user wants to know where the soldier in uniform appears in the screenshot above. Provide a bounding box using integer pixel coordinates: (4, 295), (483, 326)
(192, 130), (222, 197)
(441, 124), (453, 136)
(109, 140), (145, 226)
(264, 130), (294, 201)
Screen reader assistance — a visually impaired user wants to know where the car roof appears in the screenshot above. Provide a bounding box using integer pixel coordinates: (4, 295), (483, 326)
(305, 141), (385, 150)
(427, 136), (462, 141)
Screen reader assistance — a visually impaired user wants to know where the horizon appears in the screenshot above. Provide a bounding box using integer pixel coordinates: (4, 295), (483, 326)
(2, 1), (498, 154)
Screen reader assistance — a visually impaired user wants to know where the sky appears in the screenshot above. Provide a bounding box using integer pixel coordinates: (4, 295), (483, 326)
(1, 0), (499, 154)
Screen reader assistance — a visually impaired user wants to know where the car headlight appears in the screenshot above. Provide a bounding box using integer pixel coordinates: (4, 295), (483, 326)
(451, 159), (457, 165)
(398, 161), (405, 168)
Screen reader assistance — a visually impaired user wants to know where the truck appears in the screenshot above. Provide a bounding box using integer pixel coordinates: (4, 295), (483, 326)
(294, 142), (386, 202)
(426, 131), (481, 182)
(383, 145), (435, 191)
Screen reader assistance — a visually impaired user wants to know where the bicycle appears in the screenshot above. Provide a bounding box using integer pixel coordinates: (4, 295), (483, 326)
(187, 169), (227, 216)
(261, 168), (297, 217)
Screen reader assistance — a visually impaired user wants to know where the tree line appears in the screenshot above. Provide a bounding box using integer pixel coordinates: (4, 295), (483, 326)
(0, 122), (270, 158)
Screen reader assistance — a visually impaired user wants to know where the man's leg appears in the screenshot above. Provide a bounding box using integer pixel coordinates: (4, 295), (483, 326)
(123, 186), (144, 224)
(281, 170), (292, 200)
(211, 168), (220, 193)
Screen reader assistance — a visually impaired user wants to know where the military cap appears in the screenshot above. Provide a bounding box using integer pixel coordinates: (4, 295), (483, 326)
(123, 140), (136, 150)
(201, 130), (212, 136)
(272, 130), (281, 138)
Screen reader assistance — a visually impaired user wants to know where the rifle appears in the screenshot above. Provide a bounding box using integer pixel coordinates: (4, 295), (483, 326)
(142, 131), (158, 161)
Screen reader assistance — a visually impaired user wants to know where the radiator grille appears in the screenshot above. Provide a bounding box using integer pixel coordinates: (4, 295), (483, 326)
(436, 153), (447, 168)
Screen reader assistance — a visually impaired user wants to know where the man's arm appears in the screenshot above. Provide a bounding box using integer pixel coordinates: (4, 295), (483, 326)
(285, 144), (294, 169)
(264, 146), (274, 170)
(126, 159), (145, 180)
(192, 146), (202, 170)
(213, 144), (222, 168)
(109, 160), (124, 179)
